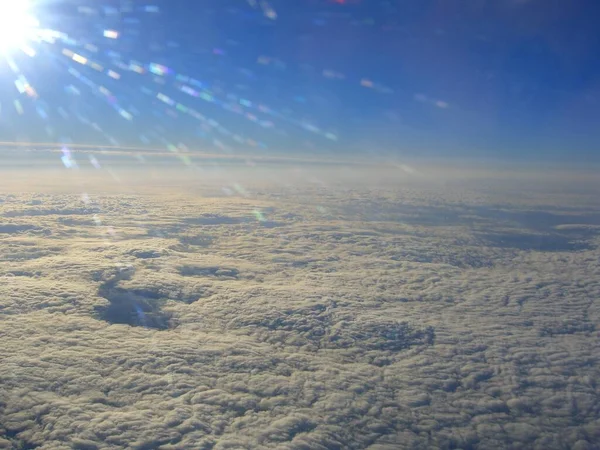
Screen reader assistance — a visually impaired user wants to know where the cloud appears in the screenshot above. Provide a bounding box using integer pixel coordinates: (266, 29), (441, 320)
(0, 165), (599, 449)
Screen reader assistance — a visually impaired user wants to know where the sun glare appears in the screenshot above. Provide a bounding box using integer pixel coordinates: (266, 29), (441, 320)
(0, 0), (39, 52)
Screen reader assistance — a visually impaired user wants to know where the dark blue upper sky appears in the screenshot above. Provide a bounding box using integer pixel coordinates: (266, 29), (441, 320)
(0, 0), (599, 162)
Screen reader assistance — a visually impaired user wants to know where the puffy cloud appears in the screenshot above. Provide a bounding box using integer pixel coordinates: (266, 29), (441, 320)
(0, 166), (599, 449)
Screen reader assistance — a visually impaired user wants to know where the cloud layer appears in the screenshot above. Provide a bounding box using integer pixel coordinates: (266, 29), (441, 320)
(0, 166), (599, 449)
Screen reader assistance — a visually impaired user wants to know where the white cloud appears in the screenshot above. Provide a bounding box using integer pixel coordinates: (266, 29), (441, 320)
(0, 166), (599, 448)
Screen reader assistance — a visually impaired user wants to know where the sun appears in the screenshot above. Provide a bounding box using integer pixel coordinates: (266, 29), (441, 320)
(0, 0), (40, 53)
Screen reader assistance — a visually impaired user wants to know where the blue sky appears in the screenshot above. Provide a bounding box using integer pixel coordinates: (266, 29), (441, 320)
(0, 0), (598, 162)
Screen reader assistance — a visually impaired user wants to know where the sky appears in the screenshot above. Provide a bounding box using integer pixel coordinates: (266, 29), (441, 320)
(0, 0), (598, 163)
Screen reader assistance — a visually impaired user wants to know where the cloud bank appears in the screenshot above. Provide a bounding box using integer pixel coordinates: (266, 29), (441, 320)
(0, 165), (599, 449)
